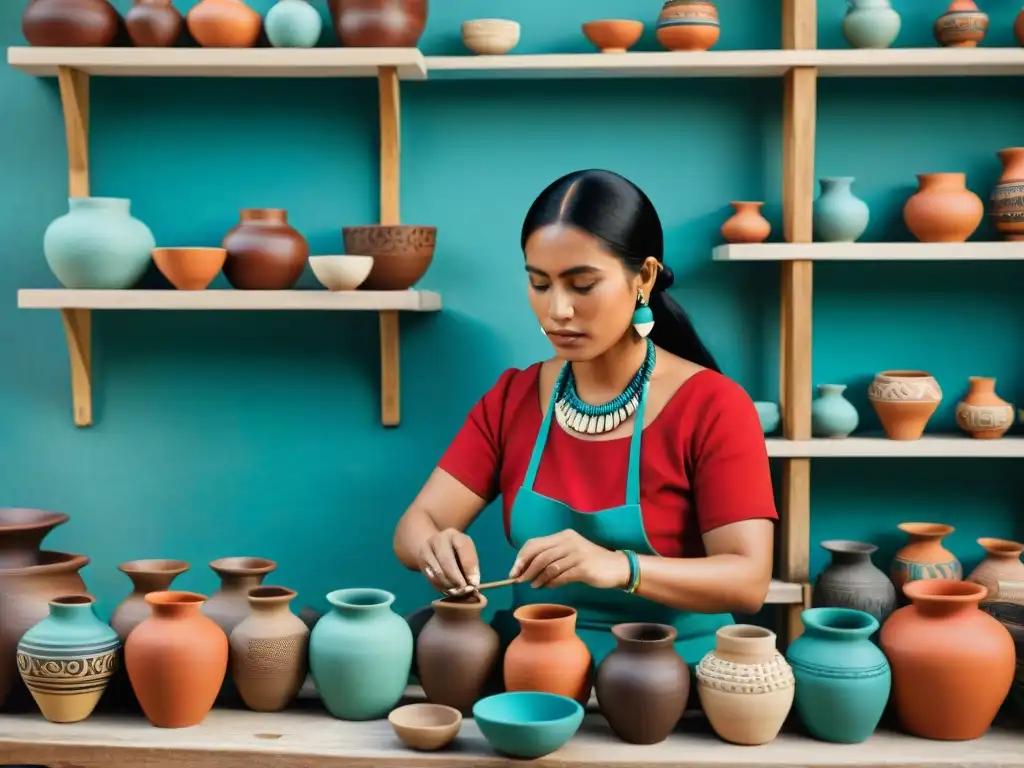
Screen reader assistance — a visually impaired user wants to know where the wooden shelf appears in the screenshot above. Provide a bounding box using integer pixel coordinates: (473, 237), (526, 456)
(17, 289), (441, 311)
(765, 579), (804, 604)
(767, 436), (1024, 459)
(715, 242), (1024, 262)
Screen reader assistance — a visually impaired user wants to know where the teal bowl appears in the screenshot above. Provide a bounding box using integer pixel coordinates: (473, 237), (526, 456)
(473, 691), (584, 759)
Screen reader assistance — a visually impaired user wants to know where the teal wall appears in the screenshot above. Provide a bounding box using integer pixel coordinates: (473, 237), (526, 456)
(1, 1), (1021, 625)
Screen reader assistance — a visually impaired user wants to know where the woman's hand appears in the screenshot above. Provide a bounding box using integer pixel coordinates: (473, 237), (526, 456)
(417, 528), (481, 597)
(509, 529), (631, 590)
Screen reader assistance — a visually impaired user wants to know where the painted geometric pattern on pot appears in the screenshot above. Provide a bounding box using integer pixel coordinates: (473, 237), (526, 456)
(891, 559), (963, 584)
(17, 643), (120, 696)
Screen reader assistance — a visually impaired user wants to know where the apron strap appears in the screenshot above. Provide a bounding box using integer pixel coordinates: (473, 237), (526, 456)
(524, 364), (563, 491)
(625, 379), (649, 506)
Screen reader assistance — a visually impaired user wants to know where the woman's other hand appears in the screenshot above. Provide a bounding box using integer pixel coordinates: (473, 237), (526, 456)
(417, 528), (481, 597)
(510, 529), (631, 590)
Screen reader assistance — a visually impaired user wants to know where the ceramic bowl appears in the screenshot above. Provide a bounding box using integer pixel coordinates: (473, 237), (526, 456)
(462, 19), (520, 55)
(388, 703), (462, 751)
(342, 225), (436, 291)
(582, 19), (644, 53)
(754, 401), (780, 435)
(152, 247), (226, 290)
(473, 691), (584, 759)
(309, 255), (374, 291)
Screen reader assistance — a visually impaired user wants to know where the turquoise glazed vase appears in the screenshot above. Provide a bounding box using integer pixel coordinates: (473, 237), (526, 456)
(44, 197), (155, 289)
(16, 595), (120, 723)
(842, 0), (901, 49)
(812, 177), (869, 242)
(785, 608), (891, 744)
(265, 0), (323, 47)
(754, 402), (780, 434)
(309, 587), (413, 720)
(811, 384), (860, 438)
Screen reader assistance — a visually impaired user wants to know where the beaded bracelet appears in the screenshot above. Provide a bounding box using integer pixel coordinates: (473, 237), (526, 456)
(621, 549), (642, 594)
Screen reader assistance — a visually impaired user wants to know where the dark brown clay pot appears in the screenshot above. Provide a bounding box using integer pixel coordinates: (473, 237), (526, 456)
(0, 508), (69, 570)
(22, 0), (120, 47)
(333, 0), (427, 47)
(222, 209), (309, 290)
(125, 0), (184, 47)
(342, 224), (435, 290)
(109, 559), (190, 641)
(595, 623), (690, 744)
(201, 557), (278, 636)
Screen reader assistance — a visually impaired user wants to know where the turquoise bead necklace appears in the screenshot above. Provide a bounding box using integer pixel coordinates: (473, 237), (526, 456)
(554, 337), (656, 435)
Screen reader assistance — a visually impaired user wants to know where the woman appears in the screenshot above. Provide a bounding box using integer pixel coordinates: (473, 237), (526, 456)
(393, 169), (777, 667)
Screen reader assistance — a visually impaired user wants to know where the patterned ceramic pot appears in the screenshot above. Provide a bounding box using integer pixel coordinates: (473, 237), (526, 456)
(656, 0), (719, 51)
(867, 370), (942, 441)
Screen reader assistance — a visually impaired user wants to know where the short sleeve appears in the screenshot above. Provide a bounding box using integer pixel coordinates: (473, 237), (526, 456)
(691, 379), (778, 534)
(436, 368), (520, 502)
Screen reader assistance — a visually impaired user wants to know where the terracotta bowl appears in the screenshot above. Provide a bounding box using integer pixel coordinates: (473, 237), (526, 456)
(341, 225), (436, 291)
(152, 247), (226, 290)
(388, 703), (462, 751)
(309, 255), (374, 291)
(462, 19), (520, 55)
(582, 19), (644, 53)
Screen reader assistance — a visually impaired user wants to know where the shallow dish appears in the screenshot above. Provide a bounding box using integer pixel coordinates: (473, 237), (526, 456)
(473, 691), (583, 759)
(308, 255), (373, 291)
(388, 702), (462, 751)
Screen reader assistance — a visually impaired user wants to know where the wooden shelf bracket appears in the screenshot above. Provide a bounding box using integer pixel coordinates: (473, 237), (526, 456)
(377, 65), (402, 427)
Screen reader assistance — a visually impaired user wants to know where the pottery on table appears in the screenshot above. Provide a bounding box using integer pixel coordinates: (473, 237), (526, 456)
(222, 209), (309, 290)
(991, 147), (1024, 240)
(695, 625), (794, 746)
(309, 588), (413, 720)
(309, 255), (373, 291)
(265, 0), (323, 47)
(582, 20), (644, 53)
(461, 19), (519, 55)
(22, 0), (119, 46)
(811, 383), (859, 438)
(44, 197), (156, 290)
(0, 508), (69, 570)
(934, 0), (988, 47)
(595, 623), (689, 745)
(125, 0), (184, 46)
(332, 0), (427, 47)
(656, 0), (719, 51)
(388, 702), (462, 751)
(202, 557), (277, 637)
(812, 177), (869, 242)
(186, 0), (262, 47)
(867, 370), (942, 441)
(966, 539), (1024, 599)
(903, 173), (983, 242)
(473, 691), (584, 759)
(152, 247), (226, 290)
(786, 608), (890, 744)
(842, 0), (901, 49)
(109, 559), (190, 641)
(17, 595), (120, 723)
(978, 579), (1024, 717)
(955, 376), (1014, 439)
(880, 579), (1014, 740)
(342, 225), (436, 290)
(720, 202), (771, 244)
(504, 604), (593, 706)
(812, 540), (896, 625)
(754, 402), (779, 434)
(891, 522), (962, 593)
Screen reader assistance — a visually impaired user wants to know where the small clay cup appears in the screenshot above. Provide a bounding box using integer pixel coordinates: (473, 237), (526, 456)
(388, 703), (462, 751)
(152, 247), (227, 290)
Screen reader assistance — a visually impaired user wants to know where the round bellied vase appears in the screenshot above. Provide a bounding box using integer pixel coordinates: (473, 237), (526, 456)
(333, 0), (428, 47)
(109, 559), (190, 641)
(991, 147), (1024, 240)
(186, 0), (262, 47)
(811, 384), (859, 438)
(842, 0), (901, 49)
(265, 0), (322, 47)
(125, 0), (184, 46)
(934, 0), (988, 47)
(656, 0), (719, 51)
(222, 209), (310, 290)
(955, 376), (1014, 439)
(201, 557), (277, 637)
(22, 0), (119, 46)
(812, 540), (896, 625)
(867, 370), (942, 441)
(720, 201), (771, 244)
(978, 579), (1024, 717)
(903, 173), (983, 243)
(812, 177), (869, 242)
(891, 522), (962, 595)
(966, 539), (1024, 599)
(504, 604), (593, 706)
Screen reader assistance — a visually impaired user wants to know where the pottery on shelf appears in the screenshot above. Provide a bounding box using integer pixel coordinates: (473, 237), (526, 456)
(342, 225), (436, 290)
(812, 177), (869, 242)
(332, 0), (427, 47)
(891, 522), (962, 593)
(880, 579), (1014, 740)
(109, 559), (190, 641)
(934, 0), (988, 48)
(867, 370), (942, 441)
(582, 20), (644, 54)
(202, 557), (278, 637)
(17, 595), (120, 723)
(754, 402), (780, 434)
(720, 202), (771, 244)
(186, 0), (262, 47)
(966, 539), (1024, 599)
(656, 0), (719, 51)
(955, 376), (1014, 439)
(44, 197), (156, 290)
(388, 702), (463, 751)
(504, 604), (593, 706)
(309, 255), (373, 291)
(125, 0), (184, 47)
(811, 384), (859, 438)
(812, 540), (896, 625)
(265, 0), (323, 47)
(0, 508), (69, 570)
(22, 0), (119, 46)
(222, 209), (310, 290)
(1016, 9), (1024, 47)
(461, 18), (519, 55)
(842, 0), (901, 49)
(978, 580), (1024, 717)
(152, 247), (226, 290)
(903, 173), (983, 243)
(991, 147), (1024, 240)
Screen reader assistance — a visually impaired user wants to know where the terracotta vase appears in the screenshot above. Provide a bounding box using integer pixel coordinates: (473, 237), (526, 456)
(903, 172), (983, 242)
(695, 625), (794, 746)
(229, 586), (309, 712)
(891, 522), (962, 594)
(504, 604), (593, 706)
(595, 623), (690, 745)
(720, 202), (771, 244)
(0, 552), (89, 709)
(416, 594), (499, 713)
(967, 539), (1024, 599)
(867, 370), (942, 440)
(0, 508), (69, 569)
(934, 0), (988, 47)
(202, 557), (277, 636)
(880, 579), (1014, 740)
(109, 559), (190, 641)
(333, 0), (427, 47)
(125, 0), (184, 46)
(222, 209), (310, 290)
(978, 579), (1024, 717)
(656, 0), (720, 51)
(125, 591), (228, 728)
(990, 147), (1024, 240)
(186, 0), (262, 48)
(22, 0), (119, 47)
(812, 540), (896, 625)
(955, 376), (1014, 439)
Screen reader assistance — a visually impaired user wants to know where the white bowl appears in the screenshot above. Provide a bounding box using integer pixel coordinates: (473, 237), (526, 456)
(309, 255), (374, 291)
(462, 19), (521, 55)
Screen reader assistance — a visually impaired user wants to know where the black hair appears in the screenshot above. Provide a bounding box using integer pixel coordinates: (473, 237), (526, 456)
(520, 169), (720, 373)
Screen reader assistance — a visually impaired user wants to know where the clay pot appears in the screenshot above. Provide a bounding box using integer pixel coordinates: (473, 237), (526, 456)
(416, 594), (499, 713)
(222, 210), (309, 290)
(656, 0), (720, 51)
(595, 623), (689, 745)
(990, 147), (1024, 240)
(333, 0), (427, 47)
(695, 625), (794, 746)
(581, 20), (644, 54)
(867, 370), (942, 440)
(812, 540), (896, 626)
(125, 0), (184, 46)
(0, 552), (89, 709)
(721, 201), (771, 244)
(0, 508), (69, 570)
(110, 559), (190, 641)
(202, 557), (277, 636)
(903, 172), (983, 243)
(504, 604), (593, 706)
(342, 225), (436, 290)
(967, 539), (1024, 599)
(955, 376), (1014, 439)
(934, 0), (988, 47)
(125, 591), (228, 728)
(22, 0), (119, 47)
(978, 579), (1024, 717)
(1016, 8), (1024, 47)
(152, 247), (226, 290)
(229, 586), (309, 712)
(186, 0), (262, 48)
(880, 579), (1014, 740)
(891, 522), (962, 594)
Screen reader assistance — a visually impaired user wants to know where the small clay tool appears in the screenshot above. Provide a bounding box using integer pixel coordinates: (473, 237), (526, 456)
(475, 577), (517, 591)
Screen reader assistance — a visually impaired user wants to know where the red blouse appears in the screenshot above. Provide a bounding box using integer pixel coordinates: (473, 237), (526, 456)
(437, 364), (778, 558)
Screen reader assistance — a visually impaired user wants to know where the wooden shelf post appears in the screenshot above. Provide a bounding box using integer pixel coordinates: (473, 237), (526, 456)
(377, 65), (401, 427)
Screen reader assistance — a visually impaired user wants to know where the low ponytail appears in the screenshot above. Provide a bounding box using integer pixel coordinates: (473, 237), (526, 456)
(648, 271), (720, 373)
